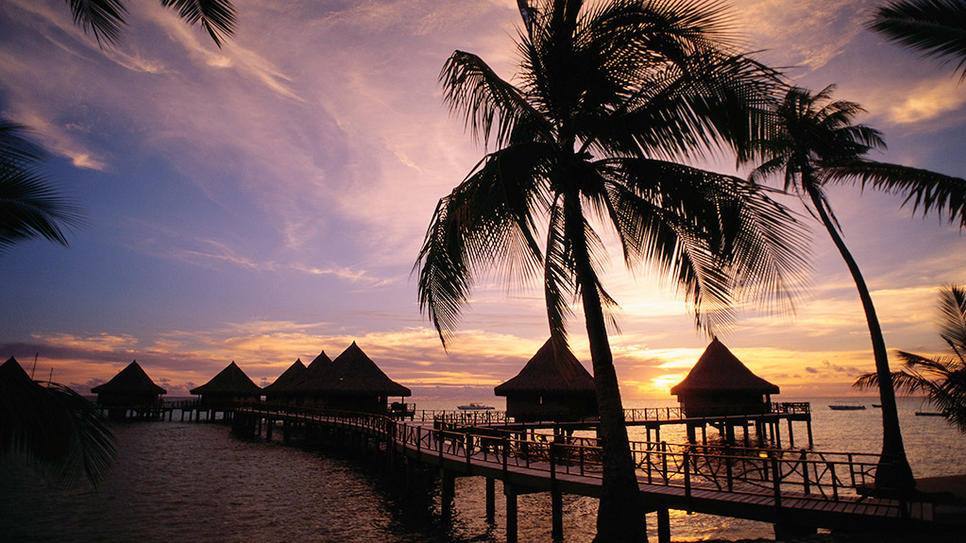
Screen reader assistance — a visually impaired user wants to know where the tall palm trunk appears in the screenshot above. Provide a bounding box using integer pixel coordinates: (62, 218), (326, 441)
(805, 184), (915, 492)
(564, 193), (647, 542)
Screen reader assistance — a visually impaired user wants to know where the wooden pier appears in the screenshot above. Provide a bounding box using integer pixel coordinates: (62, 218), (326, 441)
(226, 404), (955, 542)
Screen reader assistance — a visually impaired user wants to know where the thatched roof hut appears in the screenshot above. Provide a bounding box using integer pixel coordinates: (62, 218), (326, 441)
(327, 342), (411, 397)
(261, 358), (306, 401)
(290, 343), (409, 412)
(670, 338), (779, 417)
(190, 361), (260, 406)
(495, 338), (597, 422)
(91, 361), (166, 399)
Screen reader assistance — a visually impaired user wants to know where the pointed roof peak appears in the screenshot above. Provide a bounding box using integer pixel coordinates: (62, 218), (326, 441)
(263, 358), (308, 394)
(190, 361), (260, 395)
(495, 337), (595, 395)
(670, 340), (779, 395)
(92, 360), (166, 395)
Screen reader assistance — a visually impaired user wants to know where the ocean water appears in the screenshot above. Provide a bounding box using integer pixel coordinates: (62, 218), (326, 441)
(1, 396), (963, 542)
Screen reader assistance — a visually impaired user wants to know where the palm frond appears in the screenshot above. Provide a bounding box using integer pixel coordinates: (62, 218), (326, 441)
(937, 284), (966, 353)
(543, 196), (577, 340)
(870, 0), (966, 79)
(440, 51), (552, 149)
(822, 160), (966, 229)
(0, 122), (45, 165)
(414, 143), (552, 344)
(0, 166), (80, 250)
(600, 158), (810, 332)
(160, 0), (237, 48)
(66, 0), (127, 47)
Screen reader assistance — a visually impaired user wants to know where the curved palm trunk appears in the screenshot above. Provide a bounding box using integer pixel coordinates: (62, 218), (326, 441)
(564, 194), (647, 542)
(806, 185), (915, 492)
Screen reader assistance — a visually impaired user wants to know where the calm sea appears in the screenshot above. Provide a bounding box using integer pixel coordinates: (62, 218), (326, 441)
(2, 396), (963, 542)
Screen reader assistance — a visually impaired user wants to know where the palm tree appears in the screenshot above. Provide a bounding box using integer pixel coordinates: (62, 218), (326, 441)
(869, 0), (966, 79)
(0, 121), (80, 251)
(855, 284), (966, 432)
(1, 357), (116, 487)
(416, 2), (809, 540)
(65, 0), (237, 47)
(747, 86), (966, 492)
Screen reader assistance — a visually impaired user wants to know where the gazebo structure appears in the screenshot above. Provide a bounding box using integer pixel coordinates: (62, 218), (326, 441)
(495, 337), (597, 423)
(670, 338), (779, 418)
(305, 342), (411, 414)
(262, 358), (306, 404)
(91, 360), (166, 420)
(190, 361), (261, 414)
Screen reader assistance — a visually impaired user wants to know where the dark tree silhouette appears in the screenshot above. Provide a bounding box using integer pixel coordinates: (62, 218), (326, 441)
(1, 357), (116, 487)
(0, 122), (80, 251)
(65, 0), (237, 47)
(748, 85), (966, 492)
(856, 285), (966, 433)
(870, 0), (966, 79)
(416, 1), (809, 540)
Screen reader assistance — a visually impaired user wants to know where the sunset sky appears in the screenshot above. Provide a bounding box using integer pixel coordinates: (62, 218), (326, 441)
(1, 0), (963, 400)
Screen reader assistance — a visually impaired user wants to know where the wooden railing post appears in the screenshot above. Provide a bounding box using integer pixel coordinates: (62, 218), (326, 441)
(828, 462), (838, 501)
(502, 435), (509, 474)
(417, 426), (422, 454)
(661, 441), (669, 484)
(771, 456), (782, 509)
(465, 431), (472, 469)
(438, 430), (444, 465)
(800, 449), (810, 495)
(579, 445), (585, 476)
(683, 449), (691, 501)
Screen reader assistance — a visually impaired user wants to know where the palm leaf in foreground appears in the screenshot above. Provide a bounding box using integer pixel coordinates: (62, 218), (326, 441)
(0, 357), (116, 486)
(855, 285), (966, 433)
(870, 0), (966, 79)
(62, 0), (236, 48)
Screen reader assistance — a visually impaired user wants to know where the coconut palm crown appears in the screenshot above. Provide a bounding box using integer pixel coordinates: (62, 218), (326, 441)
(856, 285), (966, 433)
(747, 85), (966, 493)
(416, 1), (810, 540)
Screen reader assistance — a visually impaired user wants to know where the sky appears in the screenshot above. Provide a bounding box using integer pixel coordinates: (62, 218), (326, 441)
(0, 0), (963, 401)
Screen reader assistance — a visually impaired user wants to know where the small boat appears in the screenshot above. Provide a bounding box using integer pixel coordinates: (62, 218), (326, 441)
(915, 411), (945, 417)
(457, 402), (495, 411)
(872, 404), (881, 408)
(828, 404), (866, 411)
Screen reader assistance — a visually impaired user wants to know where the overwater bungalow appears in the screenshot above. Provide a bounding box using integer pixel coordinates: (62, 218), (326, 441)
(261, 358), (306, 404)
(670, 338), (779, 417)
(91, 360), (166, 419)
(296, 342), (410, 413)
(190, 361), (261, 408)
(494, 337), (597, 423)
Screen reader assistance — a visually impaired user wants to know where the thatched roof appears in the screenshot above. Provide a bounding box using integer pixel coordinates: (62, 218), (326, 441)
(261, 358), (306, 394)
(495, 338), (595, 396)
(290, 351), (332, 392)
(190, 361), (261, 396)
(670, 338), (779, 395)
(308, 342), (410, 397)
(91, 360), (166, 396)
(1, 356), (35, 387)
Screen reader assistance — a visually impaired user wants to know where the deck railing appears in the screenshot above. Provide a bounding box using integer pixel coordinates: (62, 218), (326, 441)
(234, 404), (917, 518)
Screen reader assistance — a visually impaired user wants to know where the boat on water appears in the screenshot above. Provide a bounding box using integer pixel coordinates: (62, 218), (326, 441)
(915, 411), (945, 417)
(872, 404), (881, 408)
(828, 404), (866, 411)
(457, 402), (495, 411)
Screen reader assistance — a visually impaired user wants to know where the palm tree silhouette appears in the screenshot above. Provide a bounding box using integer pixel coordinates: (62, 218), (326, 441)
(416, 2), (809, 539)
(65, 0), (237, 48)
(0, 122), (80, 251)
(748, 86), (966, 492)
(1, 357), (116, 487)
(870, 0), (966, 79)
(855, 284), (966, 433)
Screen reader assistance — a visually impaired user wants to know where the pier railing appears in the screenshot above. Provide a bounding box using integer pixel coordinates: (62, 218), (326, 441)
(419, 402), (810, 428)
(235, 404), (917, 517)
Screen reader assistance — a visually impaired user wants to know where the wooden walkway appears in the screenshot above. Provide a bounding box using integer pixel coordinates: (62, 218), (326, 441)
(231, 406), (947, 542)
